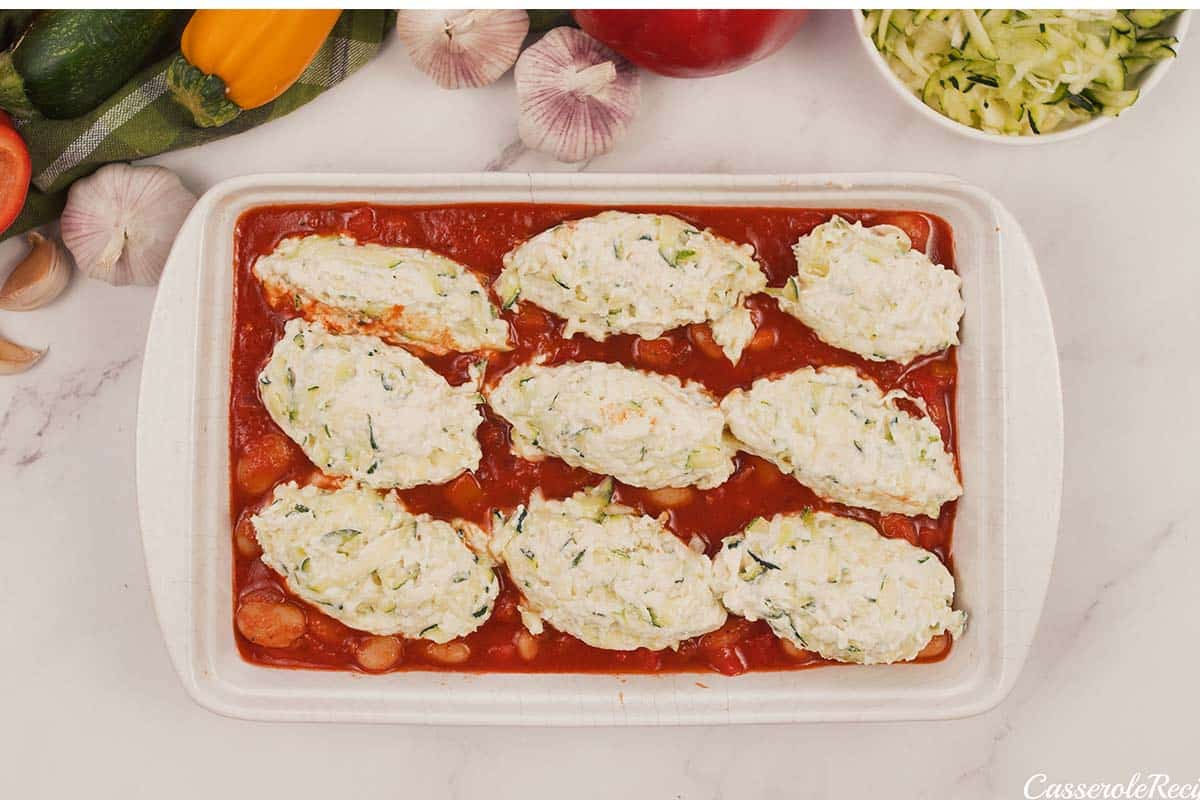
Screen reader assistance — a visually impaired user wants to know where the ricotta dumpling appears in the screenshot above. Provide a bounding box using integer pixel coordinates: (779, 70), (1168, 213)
(487, 360), (736, 490)
(252, 482), (499, 641)
(491, 481), (727, 650)
(496, 211), (767, 363)
(714, 511), (965, 664)
(259, 319), (484, 489)
(770, 216), (964, 363)
(253, 235), (510, 354)
(720, 366), (961, 517)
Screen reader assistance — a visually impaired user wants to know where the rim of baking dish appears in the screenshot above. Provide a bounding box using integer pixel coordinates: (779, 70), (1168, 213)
(136, 172), (1061, 725)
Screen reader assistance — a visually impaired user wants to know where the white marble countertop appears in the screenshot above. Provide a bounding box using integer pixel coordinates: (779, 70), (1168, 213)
(3, 11), (1198, 798)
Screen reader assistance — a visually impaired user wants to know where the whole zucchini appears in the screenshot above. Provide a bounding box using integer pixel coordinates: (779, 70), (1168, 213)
(0, 10), (173, 120)
(0, 11), (35, 52)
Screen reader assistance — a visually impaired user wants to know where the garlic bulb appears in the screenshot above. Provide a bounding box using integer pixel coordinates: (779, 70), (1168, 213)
(60, 163), (196, 287)
(0, 333), (44, 375)
(395, 10), (530, 90)
(515, 27), (641, 163)
(0, 232), (71, 311)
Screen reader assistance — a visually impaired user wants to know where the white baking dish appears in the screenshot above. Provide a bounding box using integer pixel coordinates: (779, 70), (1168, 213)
(136, 173), (1062, 725)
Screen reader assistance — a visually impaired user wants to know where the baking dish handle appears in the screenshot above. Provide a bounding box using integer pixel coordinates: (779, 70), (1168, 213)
(996, 200), (1063, 698)
(136, 197), (207, 686)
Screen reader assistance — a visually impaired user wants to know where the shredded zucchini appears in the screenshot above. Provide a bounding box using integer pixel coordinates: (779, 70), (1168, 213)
(862, 9), (1181, 135)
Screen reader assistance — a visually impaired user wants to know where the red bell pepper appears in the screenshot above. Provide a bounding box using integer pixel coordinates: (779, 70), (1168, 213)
(573, 10), (808, 79)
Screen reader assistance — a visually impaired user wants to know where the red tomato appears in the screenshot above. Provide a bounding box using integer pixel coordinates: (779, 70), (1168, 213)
(485, 642), (519, 664)
(0, 122), (31, 234)
(703, 644), (748, 676)
(737, 630), (778, 666)
(746, 324), (778, 352)
(513, 304), (552, 336)
(633, 335), (682, 370)
(445, 471), (485, 515)
(918, 632), (951, 660)
(574, 10), (808, 78)
(615, 647), (663, 671)
(491, 589), (521, 624)
(699, 617), (754, 675)
(879, 514), (919, 545)
(307, 613), (354, 648)
(687, 323), (724, 360)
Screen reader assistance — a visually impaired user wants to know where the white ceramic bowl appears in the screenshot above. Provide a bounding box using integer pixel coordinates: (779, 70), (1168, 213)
(853, 9), (1191, 145)
(137, 172), (1062, 724)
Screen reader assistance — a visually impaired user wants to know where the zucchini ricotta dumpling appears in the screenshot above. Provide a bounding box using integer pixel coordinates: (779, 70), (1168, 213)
(770, 216), (964, 364)
(495, 211), (767, 363)
(252, 482), (499, 641)
(714, 511), (965, 664)
(491, 481), (727, 651)
(487, 360), (737, 490)
(258, 319), (484, 490)
(720, 366), (961, 517)
(253, 235), (510, 355)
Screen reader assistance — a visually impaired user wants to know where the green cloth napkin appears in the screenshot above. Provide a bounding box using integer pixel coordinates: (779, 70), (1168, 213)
(4, 10), (393, 241)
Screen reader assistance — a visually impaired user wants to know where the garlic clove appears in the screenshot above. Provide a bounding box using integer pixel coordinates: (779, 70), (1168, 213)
(60, 163), (197, 287)
(0, 232), (72, 311)
(515, 27), (641, 163)
(0, 333), (45, 375)
(396, 10), (530, 90)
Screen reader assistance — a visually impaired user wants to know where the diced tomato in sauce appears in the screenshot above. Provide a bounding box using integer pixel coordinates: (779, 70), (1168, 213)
(230, 203), (960, 674)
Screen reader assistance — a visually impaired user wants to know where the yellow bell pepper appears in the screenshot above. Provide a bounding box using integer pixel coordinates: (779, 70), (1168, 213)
(167, 10), (342, 127)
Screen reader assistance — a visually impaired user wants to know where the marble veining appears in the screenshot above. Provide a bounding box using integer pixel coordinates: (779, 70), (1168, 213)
(0, 354), (139, 468)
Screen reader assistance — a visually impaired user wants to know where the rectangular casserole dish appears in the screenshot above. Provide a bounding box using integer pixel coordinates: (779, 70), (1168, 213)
(136, 172), (1062, 724)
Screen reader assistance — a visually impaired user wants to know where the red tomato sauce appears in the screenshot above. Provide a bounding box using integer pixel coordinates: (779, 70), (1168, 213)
(230, 203), (960, 675)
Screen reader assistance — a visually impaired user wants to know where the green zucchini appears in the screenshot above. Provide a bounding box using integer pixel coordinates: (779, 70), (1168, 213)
(864, 9), (1180, 136)
(0, 10), (174, 120)
(1127, 10), (1180, 30)
(0, 11), (35, 52)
